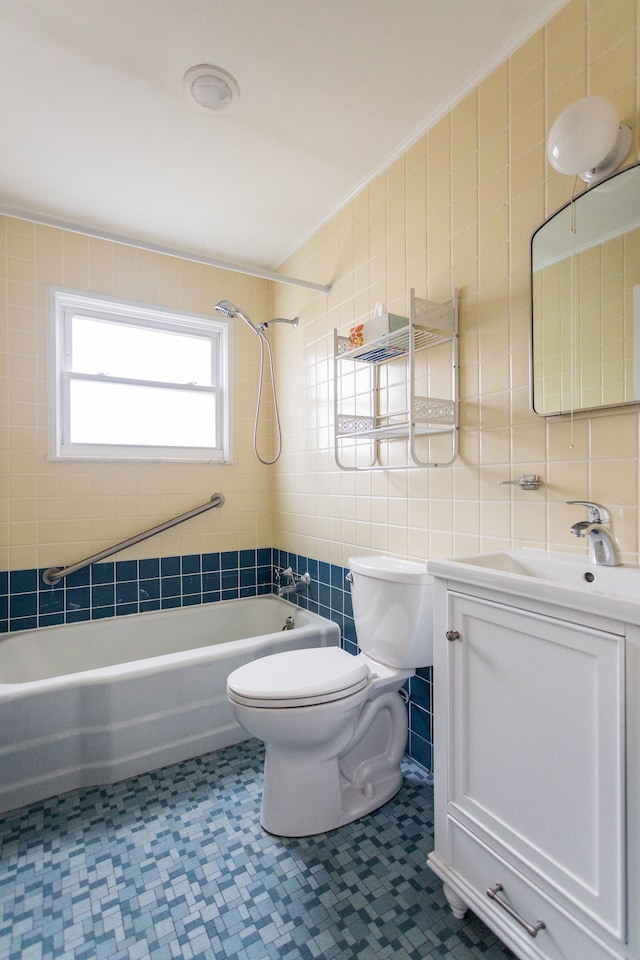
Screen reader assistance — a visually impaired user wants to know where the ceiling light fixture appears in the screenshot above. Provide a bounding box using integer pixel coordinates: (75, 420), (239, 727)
(547, 96), (631, 184)
(184, 64), (240, 112)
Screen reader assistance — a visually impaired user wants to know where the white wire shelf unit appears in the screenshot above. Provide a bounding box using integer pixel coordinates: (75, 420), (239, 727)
(333, 290), (458, 470)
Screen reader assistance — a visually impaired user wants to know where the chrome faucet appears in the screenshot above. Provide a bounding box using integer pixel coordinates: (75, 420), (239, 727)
(275, 566), (311, 597)
(567, 501), (622, 566)
(278, 581), (300, 597)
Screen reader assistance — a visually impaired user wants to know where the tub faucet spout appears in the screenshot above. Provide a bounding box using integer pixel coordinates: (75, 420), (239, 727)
(278, 583), (299, 597)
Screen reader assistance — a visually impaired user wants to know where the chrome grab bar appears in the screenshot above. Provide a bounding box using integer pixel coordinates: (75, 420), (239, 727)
(42, 493), (225, 586)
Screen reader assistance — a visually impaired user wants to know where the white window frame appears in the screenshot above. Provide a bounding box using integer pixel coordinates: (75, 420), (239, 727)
(48, 286), (232, 462)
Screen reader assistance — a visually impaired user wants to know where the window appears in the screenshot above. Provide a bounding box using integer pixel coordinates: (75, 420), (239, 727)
(48, 287), (231, 461)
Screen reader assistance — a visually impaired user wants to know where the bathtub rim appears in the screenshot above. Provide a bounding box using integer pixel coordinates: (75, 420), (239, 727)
(0, 594), (340, 694)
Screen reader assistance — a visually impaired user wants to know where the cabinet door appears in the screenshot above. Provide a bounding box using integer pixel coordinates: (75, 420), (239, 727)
(446, 591), (625, 941)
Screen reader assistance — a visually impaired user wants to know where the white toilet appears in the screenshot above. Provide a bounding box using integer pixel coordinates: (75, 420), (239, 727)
(226, 556), (433, 837)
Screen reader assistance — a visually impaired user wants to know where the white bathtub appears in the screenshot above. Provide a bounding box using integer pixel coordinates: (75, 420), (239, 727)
(0, 595), (340, 814)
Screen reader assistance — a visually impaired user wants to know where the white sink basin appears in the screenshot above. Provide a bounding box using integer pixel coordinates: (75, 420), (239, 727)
(458, 549), (640, 595)
(427, 549), (640, 623)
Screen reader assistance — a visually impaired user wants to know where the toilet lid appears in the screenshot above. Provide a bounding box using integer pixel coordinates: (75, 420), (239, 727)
(227, 647), (370, 708)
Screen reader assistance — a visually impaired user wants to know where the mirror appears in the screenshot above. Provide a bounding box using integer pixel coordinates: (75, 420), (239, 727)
(531, 160), (640, 416)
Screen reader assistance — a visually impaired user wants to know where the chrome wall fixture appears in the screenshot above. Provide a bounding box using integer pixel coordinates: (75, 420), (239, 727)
(274, 566), (311, 597)
(498, 475), (543, 491)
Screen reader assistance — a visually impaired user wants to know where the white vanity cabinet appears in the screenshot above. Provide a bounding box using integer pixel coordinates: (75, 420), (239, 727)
(427, 564), (640, 960)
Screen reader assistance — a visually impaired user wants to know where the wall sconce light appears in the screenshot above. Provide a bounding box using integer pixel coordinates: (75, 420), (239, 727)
(547, 95), (632, 184)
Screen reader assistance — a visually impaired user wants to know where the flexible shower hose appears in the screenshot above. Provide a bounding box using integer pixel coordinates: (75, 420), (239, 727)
(254, 331), (282, 464)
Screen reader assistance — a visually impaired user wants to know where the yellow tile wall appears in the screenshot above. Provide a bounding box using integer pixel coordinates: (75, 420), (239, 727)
(0, 221), (276, 571)
(271, 0), (640, 567)
(2, 0), (638, 577)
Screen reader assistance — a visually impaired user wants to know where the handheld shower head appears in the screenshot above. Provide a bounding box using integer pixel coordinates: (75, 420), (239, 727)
(214, 297), (284, 465)
(214, 299), (236, 319)
(214, 300), (262, 336)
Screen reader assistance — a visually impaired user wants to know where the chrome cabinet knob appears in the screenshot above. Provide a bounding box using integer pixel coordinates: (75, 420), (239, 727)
(446, 630), (460, 642)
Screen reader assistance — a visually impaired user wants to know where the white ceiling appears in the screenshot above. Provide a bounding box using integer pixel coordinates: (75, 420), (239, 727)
(0, 0), (567, 273)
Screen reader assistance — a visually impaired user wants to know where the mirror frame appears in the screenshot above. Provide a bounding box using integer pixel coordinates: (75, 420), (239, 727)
(530, 159), (640, 418)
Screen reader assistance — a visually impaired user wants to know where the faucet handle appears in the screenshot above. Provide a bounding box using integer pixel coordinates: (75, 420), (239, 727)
(566, 501), (611, 524)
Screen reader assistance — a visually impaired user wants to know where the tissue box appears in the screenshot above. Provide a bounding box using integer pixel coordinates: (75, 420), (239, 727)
(349, 312), (409, 350)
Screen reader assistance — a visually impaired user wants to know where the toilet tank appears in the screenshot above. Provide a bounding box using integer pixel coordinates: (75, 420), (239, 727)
(348, 556), (433, 669)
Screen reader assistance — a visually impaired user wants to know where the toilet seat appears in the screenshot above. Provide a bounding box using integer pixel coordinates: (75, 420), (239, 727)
(227, 647), (370, 708)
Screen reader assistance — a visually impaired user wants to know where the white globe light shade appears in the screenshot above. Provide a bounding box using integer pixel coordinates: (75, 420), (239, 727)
(547, 96), (631, 183)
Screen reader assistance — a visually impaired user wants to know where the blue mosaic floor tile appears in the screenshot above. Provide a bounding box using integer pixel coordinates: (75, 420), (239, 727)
(0, 741), (515, 960)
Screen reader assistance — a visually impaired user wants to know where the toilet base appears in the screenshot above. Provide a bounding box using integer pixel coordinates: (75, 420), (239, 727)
(261, 753), (404, 837)
(260, 690), (407, 837)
